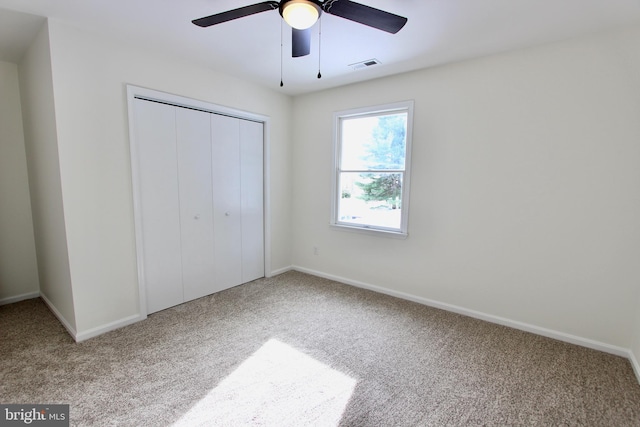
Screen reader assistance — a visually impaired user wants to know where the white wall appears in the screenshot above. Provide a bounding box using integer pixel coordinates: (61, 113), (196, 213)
(0, 60), (39, 303)
(18, 22), (76, 330)
(291, 25), (640, 349)
(44, 19), (292, 336)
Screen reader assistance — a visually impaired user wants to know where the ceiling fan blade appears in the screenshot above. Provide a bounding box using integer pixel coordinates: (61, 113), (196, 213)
(322, 0), (407, 34)
(192, 1), (279, 27)
(292, 28), (311, 57)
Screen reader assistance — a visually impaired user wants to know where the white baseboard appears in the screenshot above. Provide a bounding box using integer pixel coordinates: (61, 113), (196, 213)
(269, 265), (293, 277)
(40, 292), (78, 340)
(71, 265), (294, 340)
(0, 291), (40, 306)
(629, 350), (640, 385)
(75, 313), (146, 342)
(34, 292), (147, 342)
(74, 265), (292, 341)
(292, 266), (630, 358)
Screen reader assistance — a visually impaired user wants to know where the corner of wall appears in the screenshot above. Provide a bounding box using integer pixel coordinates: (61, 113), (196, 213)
(0, 61), (40, 301)
(18, 17), (77, 335)
(39, 292), (77, 339)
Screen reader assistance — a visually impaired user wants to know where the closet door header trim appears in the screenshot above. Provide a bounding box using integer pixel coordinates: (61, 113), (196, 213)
(126, 85), (269, 123)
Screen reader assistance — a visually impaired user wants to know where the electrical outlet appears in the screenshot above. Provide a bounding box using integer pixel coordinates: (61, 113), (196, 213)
(313, 246), (319, 255)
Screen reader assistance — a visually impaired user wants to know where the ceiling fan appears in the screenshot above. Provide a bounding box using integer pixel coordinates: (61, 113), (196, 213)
(192, 0), (408, 58)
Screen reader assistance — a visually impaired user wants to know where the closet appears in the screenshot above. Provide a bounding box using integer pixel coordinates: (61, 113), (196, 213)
(132, 97), (264, 314)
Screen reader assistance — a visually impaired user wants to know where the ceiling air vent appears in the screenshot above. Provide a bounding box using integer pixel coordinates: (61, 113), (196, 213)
(349, 59), (381, 70)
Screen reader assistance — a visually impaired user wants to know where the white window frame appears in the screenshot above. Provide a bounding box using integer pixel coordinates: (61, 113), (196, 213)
(330, 100), (414, 238)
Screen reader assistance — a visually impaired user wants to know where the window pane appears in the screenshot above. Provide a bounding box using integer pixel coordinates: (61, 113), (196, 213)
(341, 113), (407, 171)
(338, 172), (403, 230)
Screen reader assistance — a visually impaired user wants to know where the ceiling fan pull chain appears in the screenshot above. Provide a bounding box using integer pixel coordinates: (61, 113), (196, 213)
(280, 18), (284, 87)
(317, 15), (322, 79)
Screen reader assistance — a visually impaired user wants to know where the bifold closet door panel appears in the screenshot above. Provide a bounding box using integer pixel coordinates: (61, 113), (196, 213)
(133, 99), (184, 314)
(211, 114), (243, 290)
(176, 108), (217, 302)
(240, 119), (265, 282)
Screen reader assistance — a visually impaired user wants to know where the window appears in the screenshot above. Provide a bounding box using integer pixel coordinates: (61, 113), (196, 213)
(331, 101), (414, 237)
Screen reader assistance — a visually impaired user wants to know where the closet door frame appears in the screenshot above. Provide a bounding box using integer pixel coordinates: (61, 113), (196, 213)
(126, 85), (271, 318)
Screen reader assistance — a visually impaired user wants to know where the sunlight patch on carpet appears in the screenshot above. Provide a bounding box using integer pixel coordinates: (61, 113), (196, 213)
(172, 338), (357, 426)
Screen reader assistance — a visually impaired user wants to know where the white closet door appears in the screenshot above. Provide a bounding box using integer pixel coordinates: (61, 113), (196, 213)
(176, 107), (216, 302)
(240, 119), (265, 282)
(133, 99), (184, 313)
(211, 114), (243, 290)
(133, 95), (265, 315)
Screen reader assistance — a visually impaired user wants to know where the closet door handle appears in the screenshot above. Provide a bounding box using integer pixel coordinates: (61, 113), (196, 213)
(225, 212), (231, 216)
(194, 214), (200, 220)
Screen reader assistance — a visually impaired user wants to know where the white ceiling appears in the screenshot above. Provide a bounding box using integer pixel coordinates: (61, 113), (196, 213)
(1, 0), (640, 95)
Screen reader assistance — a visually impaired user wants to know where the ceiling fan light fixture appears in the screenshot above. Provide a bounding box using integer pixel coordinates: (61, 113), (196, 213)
(281, 0), (321, 30)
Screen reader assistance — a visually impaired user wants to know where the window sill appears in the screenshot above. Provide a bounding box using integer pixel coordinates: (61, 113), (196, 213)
(330, 223), (408, 239)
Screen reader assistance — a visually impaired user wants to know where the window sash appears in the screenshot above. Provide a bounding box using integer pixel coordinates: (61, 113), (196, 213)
(331, 101), (414, 237)
(336, 171), (405, 231)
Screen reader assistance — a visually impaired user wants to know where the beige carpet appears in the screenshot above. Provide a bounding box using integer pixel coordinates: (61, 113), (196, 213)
(1, 271), (640, 426)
